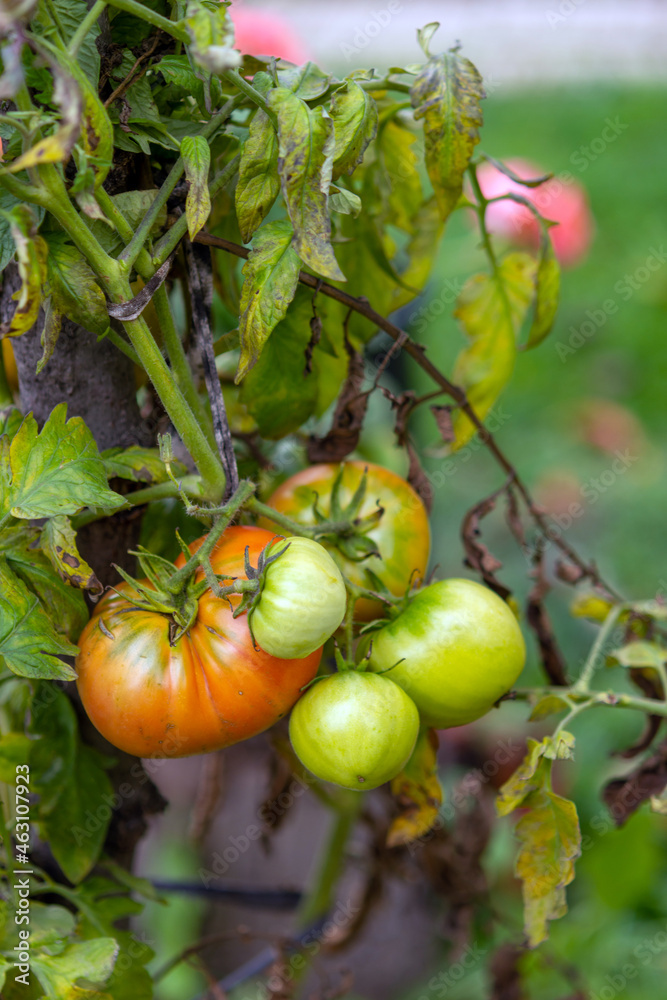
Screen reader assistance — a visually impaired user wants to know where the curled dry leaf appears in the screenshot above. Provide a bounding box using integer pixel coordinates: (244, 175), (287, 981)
(603, 737), (667, 825)
(460, 485), (512, 600)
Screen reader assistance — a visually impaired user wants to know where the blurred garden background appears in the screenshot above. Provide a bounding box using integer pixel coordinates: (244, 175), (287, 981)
(112, 2), (667, 998)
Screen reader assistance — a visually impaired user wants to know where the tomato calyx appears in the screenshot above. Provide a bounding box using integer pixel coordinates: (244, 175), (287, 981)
(311, 465), (384, 562)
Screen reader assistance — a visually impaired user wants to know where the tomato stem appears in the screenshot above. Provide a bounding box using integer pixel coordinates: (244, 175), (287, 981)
(165, 479), (256, 595)
(297, 791), (363, 927)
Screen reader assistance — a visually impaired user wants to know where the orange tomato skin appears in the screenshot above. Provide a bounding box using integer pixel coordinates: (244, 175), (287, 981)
(260, 463), (431, 621)
(76, 527), (321, 758)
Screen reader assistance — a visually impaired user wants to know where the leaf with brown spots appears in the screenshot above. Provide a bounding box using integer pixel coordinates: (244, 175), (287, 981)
(41, 515), (103, 596)
(0, 205), (47, 339)
(387, 729), (442, 848)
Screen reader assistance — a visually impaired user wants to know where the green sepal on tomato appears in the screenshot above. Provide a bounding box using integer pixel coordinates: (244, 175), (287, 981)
(76, 527), (322, 758)
(259, 462), (431, 621)
(289, 669), (420, 790)
(361, 578), (526, 728)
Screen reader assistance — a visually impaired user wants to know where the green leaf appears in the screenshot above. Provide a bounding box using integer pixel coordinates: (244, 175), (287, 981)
(268, 87), (345, 281)
(523, 240), (560, 349)
(41, 515), (103, 595)
(392, 196), (444, 311)
(451, 251), (536, 449)
(0, 732), (32, 782)
(0, 205), (47, 338)
(277, 62), (332, 100)
(6, 542), (89, 643)
(74, 875), (155, 999)
(84, 190), (167, 256)
(181, 135), (211, 240)
(497, 740), (581, 948)
(44, 232), (109, 338)
(240, 285), (323, 437)
(609, 640), (667, 670)
(236, 108), (280, 244)
(329, 184), (362, 217)
(330, 79), (378, 179)
(30, 684), (114, 883)
(31, 937), (119, 998)
(101, 445), (186, 484)
(417, 22), (441, 58)
(0, 557), (78, 680)
(236, 220), (301, 383)
(8, 404), (124, 519)
(410, 49), (485, 222)
(0, 405), (23, 440)
(34, 0), (100, 86)
(377, 120), (424, 234)
(528, 693), (570, 722)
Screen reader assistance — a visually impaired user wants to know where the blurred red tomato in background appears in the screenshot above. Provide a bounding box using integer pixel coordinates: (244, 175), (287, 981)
(475, 157), (594, 268)
(230, 3), (308, 63)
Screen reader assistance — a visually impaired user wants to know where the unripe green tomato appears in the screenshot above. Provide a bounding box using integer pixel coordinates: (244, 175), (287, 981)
(289, 670), (420, 790)
(364, 579), (526, 728)
(251, 537), (347, 659)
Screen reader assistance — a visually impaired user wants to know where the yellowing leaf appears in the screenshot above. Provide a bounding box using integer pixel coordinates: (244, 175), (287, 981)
(523, 240), (560, 350)
(37, 298), (63, 375)
(497, 737), (581, 948)
(387, 728), (442, 848)
(0, 205), (47, 339)
(0, 556), (78, 681)
(410, 50), (485, 222)
(609, 640), (667, 670)
(181, 135), (211, 240)
(8, 403), (124, 519)
(268, 87), (345, 282)
(570, 592), (614, 623)
(101, 445), (186, 484)
(185, 0), (241, 75)
(3, 130), (77, 173)
(330, 79), (378, 179)
(515, 786), (581, 947)
(236, 220), (301, 383)
(451, 252), (536, 449)
(41, 515), (103, 595)
(236, 108), (280, 243)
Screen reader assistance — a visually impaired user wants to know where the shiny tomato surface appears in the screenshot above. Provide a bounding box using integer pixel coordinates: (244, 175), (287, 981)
(260, 462), (431, 620)
(76, 527), (321, 758)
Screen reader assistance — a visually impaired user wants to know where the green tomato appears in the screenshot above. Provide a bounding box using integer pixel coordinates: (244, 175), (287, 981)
(251, 536), (347, 659)
(289, 670), (420, 790)
(364, 578), (526, 727)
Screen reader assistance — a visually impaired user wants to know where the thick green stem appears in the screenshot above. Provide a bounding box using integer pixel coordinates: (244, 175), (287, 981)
(151, 155), (240, 270)
(95, 187), (215, 445)
(222, 69), (278, 129)
(165, 479), (256, 594)
(297, 792), (361, 927)
(68, 0), (107, 56)
(37, 171), (225, 498)
(152, 283), (216, 450)
(513, 685), (667, 717)
(104, 0), (188, 42)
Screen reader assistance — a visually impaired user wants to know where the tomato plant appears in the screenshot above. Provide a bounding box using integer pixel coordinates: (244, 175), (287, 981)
(260, 462), (431, 620)
(363, 578), (527, 728)
(250, 535), (347, 658)
(289, 669), (420, 790)
(0, 2), (661, 995)
(77, 526), (321, 757)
